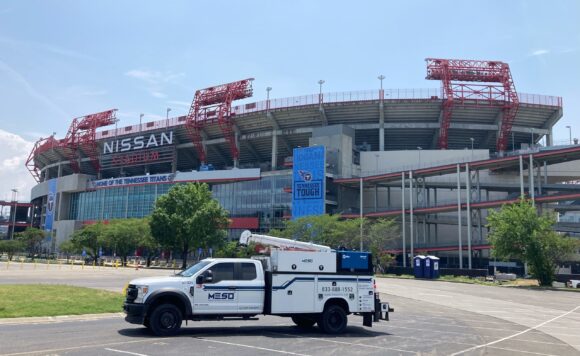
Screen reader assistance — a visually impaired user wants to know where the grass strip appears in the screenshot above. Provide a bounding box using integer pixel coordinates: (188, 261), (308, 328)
(0, 284), (124, 318)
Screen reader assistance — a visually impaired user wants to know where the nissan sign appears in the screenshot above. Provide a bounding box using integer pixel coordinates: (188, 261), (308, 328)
(102, 131), (173, 154)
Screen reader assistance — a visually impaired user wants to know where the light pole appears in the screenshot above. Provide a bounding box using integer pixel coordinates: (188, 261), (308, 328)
(470, 137), (475, 160)
(266, 87), (272, 111)
(378, 74), (385, 100)
(10, 188), (18, 240)
(375, 154), (379, 174)
(139, 113), (144, 132)
(417, 147), (422, 168)
(318, 80), (325, 104)
(378, 75), (385, 90)
(566, 125), (572, 145)
(166, 108), (171, 127)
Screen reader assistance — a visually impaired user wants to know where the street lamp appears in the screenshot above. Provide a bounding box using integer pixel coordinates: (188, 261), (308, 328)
(318, 80), (325, 104)
(469, 137), (475, 160)
(378, 75), (385, 90)
(375, 154), (379, 174)
(166, 108), (172, 127)
(417, 146), (422, 168)
(266, 87), (272, 111)
(566, 125), (572, 145)
(10, 189), (18, 240)
(139, 113), (144, 132)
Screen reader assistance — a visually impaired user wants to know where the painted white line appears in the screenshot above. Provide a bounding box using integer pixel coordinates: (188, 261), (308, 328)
(268, 332), (417, 354)
(450, 305), (580, 356)
(486, 346), (559, 356)
(193, 337), (310, 356)
(0, 338), (164, 356)
(104, 348), (149, 356)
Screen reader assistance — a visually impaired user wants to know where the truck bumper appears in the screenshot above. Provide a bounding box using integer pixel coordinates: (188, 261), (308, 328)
(123, 302), (148, 324)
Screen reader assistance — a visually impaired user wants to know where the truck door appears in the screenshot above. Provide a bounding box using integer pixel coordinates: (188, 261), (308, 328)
(193, 262), (237, 314)
(235, 262), (265, 314)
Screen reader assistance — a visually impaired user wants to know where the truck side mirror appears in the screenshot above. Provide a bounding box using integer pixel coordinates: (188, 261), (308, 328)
(196, 275), (204, 284)
(205, 270), (213, 282)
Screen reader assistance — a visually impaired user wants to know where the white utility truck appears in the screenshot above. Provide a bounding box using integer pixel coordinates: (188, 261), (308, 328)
(123, 231), (393, 336)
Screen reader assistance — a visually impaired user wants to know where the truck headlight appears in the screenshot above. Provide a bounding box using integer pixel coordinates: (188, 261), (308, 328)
(135, 285), (149, 303)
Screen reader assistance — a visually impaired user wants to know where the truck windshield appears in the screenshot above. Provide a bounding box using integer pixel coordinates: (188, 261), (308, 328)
(176, 260), (211, 277)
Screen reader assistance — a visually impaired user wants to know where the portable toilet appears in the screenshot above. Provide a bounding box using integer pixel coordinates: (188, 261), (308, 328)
(413, 255), (426, 278)
(425, 255), (440, 279)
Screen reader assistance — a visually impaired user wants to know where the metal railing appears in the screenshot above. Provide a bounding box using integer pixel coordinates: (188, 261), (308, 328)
(95, 89), (562, 140)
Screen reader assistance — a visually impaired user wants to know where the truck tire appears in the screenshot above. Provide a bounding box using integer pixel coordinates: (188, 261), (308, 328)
(149, 303), (182, 336)
(318, 305), (347, 334)
(291, 316), (316, 328)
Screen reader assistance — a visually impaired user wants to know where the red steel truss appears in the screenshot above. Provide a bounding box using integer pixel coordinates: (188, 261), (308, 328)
(426, 58), (519, 151)
(185, 78), (254, 164)
(25, 136), (61, 182)
(63, 109), (117, 173)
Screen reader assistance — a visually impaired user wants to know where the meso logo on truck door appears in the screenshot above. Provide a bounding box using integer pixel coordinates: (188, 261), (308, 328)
(208, 292), (235, 300)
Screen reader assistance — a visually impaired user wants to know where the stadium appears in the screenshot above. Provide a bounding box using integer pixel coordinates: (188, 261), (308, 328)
(22, 58), (580, 271)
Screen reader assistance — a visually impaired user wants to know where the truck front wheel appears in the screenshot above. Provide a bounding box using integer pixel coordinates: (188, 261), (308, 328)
(291, 316), (316, 328)
(318, 305), (347, 334)
(149, 303), (182, 336)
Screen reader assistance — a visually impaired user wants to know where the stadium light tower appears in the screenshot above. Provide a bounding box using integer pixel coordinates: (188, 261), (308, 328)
(266, 87), (272, 111)
(566, 125), (572, 145)
(139, 113), (144, 131)
(378, 75), (385, 90)
(166, 108), (172, 127)
(318, 80), (325, 104)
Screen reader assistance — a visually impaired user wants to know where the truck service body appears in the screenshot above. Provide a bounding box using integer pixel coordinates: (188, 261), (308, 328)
(124, 231), (392, 336)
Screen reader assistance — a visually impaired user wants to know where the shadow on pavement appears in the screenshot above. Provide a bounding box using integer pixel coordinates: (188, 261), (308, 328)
(118, 324), (390, 339)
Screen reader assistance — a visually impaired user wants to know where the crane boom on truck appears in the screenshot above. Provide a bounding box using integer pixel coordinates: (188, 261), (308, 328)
(124, 230), (393, 336)
(239, 230), (332, 252)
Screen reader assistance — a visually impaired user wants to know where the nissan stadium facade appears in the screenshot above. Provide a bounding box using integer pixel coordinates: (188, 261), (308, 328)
(26, 59), (580, 270)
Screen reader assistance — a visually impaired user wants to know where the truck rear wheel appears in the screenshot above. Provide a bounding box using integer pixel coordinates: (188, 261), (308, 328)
(149, 303), (182, 336)
(291, 316), (316, 328)
(318, 305), (347, 334)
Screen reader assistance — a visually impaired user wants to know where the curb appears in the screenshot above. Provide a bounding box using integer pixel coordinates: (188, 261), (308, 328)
(0, 312), (124, 325)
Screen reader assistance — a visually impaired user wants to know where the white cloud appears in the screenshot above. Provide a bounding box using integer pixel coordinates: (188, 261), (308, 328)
(0, 129), (36, 201)
(124, 68), (186, 99)
(151, 91), (167, 99)
(530, 49), (550, 57)
(167, 100), (191, 108)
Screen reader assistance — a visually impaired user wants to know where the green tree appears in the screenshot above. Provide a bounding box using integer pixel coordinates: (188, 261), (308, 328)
(0, 240), (25, 261)
(487, 199), (578, 286)
(150, 183), (229, 269)
(16, 227), (46, 257)
(214, 241), (257, 258)
(365, 218), (398, 273)
(274, 214), (362, 249)
(70, 222), (106, 262)
(58, 240), (79, 262)
(101, 219), (156, 266)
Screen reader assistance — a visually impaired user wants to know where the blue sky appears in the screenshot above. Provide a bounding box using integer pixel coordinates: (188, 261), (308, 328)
(0, 0), (579, 199)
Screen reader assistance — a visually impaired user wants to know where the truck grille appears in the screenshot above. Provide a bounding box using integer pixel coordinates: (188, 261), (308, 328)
(126, 284), (138, 303)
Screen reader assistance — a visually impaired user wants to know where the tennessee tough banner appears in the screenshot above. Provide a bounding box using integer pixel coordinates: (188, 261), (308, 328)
(292, 146), (325, 219)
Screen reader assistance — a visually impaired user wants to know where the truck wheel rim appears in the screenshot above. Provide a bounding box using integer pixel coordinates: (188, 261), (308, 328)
(160, 311), (176, 328)
(328, 311), (343, 329)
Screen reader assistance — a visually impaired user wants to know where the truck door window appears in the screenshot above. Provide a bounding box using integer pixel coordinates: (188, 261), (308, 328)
(209, 263), (234, 283)
(240, 263), (257, 281)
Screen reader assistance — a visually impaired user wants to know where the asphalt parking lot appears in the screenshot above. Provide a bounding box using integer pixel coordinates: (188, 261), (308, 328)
(1, 263), (579, 355)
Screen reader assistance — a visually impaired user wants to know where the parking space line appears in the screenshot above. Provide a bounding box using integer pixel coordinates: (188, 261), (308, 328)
(104, 348), (149, 356)
(449, 305), (580, 356)
(0, 338), (164, 356)
(193, 337), (310, 355)
(486, 346), (558, 356)
(267, 332), (417, 354)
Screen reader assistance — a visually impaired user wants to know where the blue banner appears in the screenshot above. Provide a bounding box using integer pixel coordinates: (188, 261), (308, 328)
(45, 178), (57, 232)
(292, 146), (325, 219)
